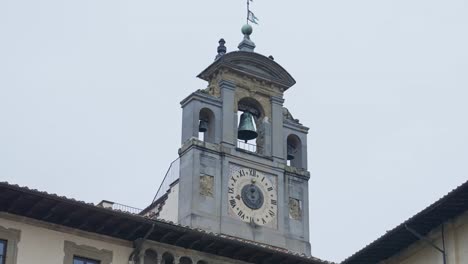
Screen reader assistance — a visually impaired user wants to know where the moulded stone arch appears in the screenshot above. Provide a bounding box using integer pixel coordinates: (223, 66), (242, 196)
(237, 97), (265, 119)
(179, 256), (193, 264)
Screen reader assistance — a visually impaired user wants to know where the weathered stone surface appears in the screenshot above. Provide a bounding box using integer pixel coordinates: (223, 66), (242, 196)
(289, 197), (302, 220)
(199, 175), (214, 197)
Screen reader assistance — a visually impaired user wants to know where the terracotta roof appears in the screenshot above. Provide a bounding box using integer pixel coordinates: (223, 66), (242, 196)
(0, 181), (333, 264)
(342, 179), (468, 264)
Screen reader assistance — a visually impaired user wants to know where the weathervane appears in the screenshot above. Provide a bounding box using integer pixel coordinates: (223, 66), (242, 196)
(246, 0), (259, 25)
(237, 0), (257, 52)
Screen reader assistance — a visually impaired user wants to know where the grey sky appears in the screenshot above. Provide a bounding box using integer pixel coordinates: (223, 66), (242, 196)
(1, 0), (467, 262)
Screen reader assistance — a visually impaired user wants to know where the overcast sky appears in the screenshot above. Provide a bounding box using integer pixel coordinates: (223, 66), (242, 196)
(1, 0), (467, 262)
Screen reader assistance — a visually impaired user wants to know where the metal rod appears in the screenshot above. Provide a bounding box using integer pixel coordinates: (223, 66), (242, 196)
(442, 224), (447, 264)
(246, 0), (249, 24)
(405, 224), (445, 254)
(152, 157), (180, 203)
(128, 223), (155, 263)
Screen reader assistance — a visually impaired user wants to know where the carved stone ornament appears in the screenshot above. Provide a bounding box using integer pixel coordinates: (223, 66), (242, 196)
(200, 175), (214, 197)
(283, 107), (301, 124)
(289, 198), (302, 220)
(197, 51), (297, 91)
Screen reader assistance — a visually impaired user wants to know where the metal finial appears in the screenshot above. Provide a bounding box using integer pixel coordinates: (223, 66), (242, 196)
(241, 24), (253, 36)
(215, 38), (227, 60)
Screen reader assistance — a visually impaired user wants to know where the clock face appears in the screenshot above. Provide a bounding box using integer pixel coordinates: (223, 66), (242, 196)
(228, 167), (278, 226)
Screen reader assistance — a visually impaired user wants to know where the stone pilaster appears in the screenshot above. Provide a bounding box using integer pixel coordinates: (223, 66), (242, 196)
(219, 80), (237, 148)
(271, 96), (285, 160)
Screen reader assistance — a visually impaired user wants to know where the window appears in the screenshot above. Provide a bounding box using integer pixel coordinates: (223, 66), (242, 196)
(0, 226), (20, 264)
(63, 241), (112, 264)
(0, 240), (6, 264)
(73, 256), (100, 264)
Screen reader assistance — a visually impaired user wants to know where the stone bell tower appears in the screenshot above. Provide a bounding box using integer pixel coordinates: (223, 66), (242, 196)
(176, 25), (311, 255)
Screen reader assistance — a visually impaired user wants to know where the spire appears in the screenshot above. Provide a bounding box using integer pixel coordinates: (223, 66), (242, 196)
(215, 38), (227, 60)
(238, 24), (256, 52)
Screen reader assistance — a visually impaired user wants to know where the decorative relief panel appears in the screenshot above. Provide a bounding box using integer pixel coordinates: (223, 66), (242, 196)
(200, 175), (214, 197)
(289, 198), (302, 220)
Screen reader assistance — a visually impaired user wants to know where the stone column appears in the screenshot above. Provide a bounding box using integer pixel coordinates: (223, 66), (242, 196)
(136, 250), (145, 264)
(174, 253), (182, 264)
(156, 254), (163, 264)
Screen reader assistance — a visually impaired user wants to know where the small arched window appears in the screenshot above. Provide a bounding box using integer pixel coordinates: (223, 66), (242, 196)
(199, 108), (215, 143)
(287, 134), (303, 168)
(161, 252), (174, 264)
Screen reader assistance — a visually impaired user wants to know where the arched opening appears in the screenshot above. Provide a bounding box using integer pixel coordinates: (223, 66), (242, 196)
(179, 257), (193, 264)
(143, 249), (158, 264)
(237, 97), (265, 154)
(198, 108), (215, 143)
(287, 134), (303, 168)
(161, 252), (174, 264)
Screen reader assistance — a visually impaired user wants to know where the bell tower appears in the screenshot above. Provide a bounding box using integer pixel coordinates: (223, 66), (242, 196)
(176, 25), (311, 255)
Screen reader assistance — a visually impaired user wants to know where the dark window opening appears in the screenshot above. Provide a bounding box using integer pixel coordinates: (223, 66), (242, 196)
(73, 256), (100, 264)
(0, 240), (6, 264)
(199, 108), (215, 143)
(179, 257), (193, 264)
(287, 134), (303, 169)
(161, 252), (174, 264)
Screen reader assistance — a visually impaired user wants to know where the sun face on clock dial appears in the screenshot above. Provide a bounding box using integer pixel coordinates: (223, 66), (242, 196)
(228, 167), (277, 226)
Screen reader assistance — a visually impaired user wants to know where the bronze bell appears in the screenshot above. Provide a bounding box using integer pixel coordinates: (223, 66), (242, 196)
(199, 120), (208, 132)
(287, 144), (295, 160)
(238, 112), (258, 142)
